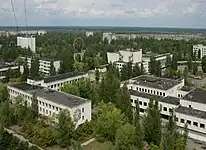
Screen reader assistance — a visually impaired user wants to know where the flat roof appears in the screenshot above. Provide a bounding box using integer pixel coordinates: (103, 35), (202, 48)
(0, 61), (17, 69)
(176, 106), (206, 119)
(182, 88), (206, 104)
(130, 75), (182, 90)
(181, 86), (193, 92)
(129, 90), (180, 105)
(44, 72), (86, 83)
(9, 83), (90, 108)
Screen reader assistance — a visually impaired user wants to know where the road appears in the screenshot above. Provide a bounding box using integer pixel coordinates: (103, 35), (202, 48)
(5, 128), (43, 150)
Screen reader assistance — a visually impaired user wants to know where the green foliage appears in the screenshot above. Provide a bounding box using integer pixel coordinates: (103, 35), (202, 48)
(133, 63), (141, 77)
(192, 62), (198, 76)
(202, 56), (206, 73)
(95, 69), (100, 82)
(0, 86), (8, 103)
(62, 84), (80, 96)
(114, 123), (137, 150)
(55, 110), (75, 148)
(21, 58), (30, 81)
(30, 57), (39, 78)
(50, 61), (56, 75)
(30, 92), (39, 120)
(94, 102), (125, 142)
(143, 98), (162, 146)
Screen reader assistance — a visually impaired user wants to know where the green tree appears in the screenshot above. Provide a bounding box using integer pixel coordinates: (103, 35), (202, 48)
(133, 63), (141, 77)
(50, 61), (56, 75)
(95, 69), (100, 82)
(30, 57), (39, 77)
(183, 67), (189, 86)
(120, 64), (128, 81)
(94, 102), (125, 142)
(149, 56), (156, 74)
(55, 110), (75, 148)
(21, 58), (30, 81)
(30, 92), (38, 121)
(171, 53), (178, 71)
(155, 61), (162, 77)
(62, 84), (80, 96)
(165, 55), (172, 67)
(115, 86), (133, 123)
(192, 62), (198, 76)
(0, 86), (8, 103)
(140, 62), (145, 75)
(143, 98), (162, 146)
(115, 123), (137, 150)
(127, 62), (133, 79)
(202, 56), (206, 73)
(187, 56), (193, 71)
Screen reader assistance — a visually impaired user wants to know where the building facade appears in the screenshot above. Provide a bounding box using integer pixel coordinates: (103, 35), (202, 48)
(17, 37), (36, 53)
(103, 32), (116, 44)
(8, 83), (91, 126)
(86, 31), (94, 37)
(107, 49), (149, 73)
(0, 61), (23, 79)
(123, 75), (206, 142)
(27, 72), (88, 91)
(22, 57), (60, 75)
(193, 44), (206, 59)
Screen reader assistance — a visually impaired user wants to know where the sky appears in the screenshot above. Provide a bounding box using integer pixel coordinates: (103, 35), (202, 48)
(0, 0), (206, 28)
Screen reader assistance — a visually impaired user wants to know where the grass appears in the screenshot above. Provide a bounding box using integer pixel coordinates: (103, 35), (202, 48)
(82, 140), (114, 150)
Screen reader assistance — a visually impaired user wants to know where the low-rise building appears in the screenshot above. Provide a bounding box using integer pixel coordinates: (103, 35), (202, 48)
(86, 31), (94, 37)
(21, 57), (60, 75)
(123, 75), (206, 142)
(193, 44), (206, 59)
(0, 61), (23, 79)
(8, 83), (91, 126)
(103, 32), (116, 44)
(27, 72), (88, 91)
(17, 37), (36, 53)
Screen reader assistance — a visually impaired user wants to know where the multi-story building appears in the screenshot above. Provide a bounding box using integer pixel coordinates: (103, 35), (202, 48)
(123, 75), (206, 142)
(86, 31), (94, 37)
(107, 49), (149, 73)
(8, 83), (91, 126)
(27, 72), (88, 91)
(142, 53), (173, 68)
(17, 37), (36, 53)
(193, 44), (206, 59)
(0, 61), (23, 79)
(103, 32), (116, 44)
(21, 57), (60, 75)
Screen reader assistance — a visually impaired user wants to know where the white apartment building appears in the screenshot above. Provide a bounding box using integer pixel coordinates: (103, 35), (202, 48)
(86, 31), (94, 37)
(22, 57), (60, 75)
(8, 83), (91, 126)
(0, 61), (24, 79)
(103, 32), (116, 44)
(27, 72), (88, 91)
(193, 44), (206, 59)
(17, 37), (36, 53)
(107, 49), (149, 73)
(142, 53), (173, 68)
(123, 75), (206, 142)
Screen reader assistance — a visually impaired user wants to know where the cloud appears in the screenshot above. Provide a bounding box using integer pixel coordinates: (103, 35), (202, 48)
(0, 0), (205, 27)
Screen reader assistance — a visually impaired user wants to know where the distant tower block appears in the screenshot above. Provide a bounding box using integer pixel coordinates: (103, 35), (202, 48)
(17, 36), (36, 53)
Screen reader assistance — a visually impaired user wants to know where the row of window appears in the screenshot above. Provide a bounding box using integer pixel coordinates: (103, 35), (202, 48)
(178, 94), (183, 98)
(176, 117), (205, 129)
(130, 86), (166, 97)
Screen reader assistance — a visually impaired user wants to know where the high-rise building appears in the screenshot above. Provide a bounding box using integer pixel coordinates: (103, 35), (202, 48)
(17, 37), (36, 53)
(193, 44), (206, 59)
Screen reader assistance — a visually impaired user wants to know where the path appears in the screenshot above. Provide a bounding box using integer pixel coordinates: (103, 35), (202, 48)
(81, 138), (96, 147)
(5, 128), (44, 150)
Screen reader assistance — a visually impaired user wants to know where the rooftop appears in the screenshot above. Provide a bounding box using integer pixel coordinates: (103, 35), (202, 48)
(182, 88), (206, 104)
(181, 86), (193, 92)
(129, 90), (180, 105)
(130, 75), (182, 90)
(44, 72), (86, 83)
(9, 83), (89, 108)
(176, 106), (206, 119)
(0, 61), (17, 69)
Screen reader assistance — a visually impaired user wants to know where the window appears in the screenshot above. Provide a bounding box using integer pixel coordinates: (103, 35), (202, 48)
(189, 105), (192, 108)
(169, 108), (172, 112)
(39, 107), (42, 111)
(39, 101), (41, 105)
(154, 91), (156, 94)
(151, 90), (153, 94)
(148, 89), (150, 93)
(134, 100), (137, 104)
(136, 87), (138, 91)
(178, 94), (180, 98)
(180, 119), (185, 123)
(46, 103), (48, 107)
(131, 86), (133, 90)
(157, 91), (159, 95)
(175, 117), (178, 122)
(160, 92), (162, 96)
(187, 120), (191, 125)
(49, 111), (51, 115)
(52, 106), (55, 109)
(82, 116), (84, 120)
(145, 89), (147, 93)
(163, 93), (165, 96)
(193, 122), (198, 127)
(131, 99), (133, 103)
(200, 124), (205, 129)
(163, 107), (167, 111)
(42, 102), (45, 106)
(82, 108), (84, 112)
(139, 88), (141, 92)
(139, 101), (142, 105)
(46, 110), (48, 114)
(142, 88), (144, 92)
(144, 102), (147, 106)
(49, 104), (51, 108)
(56, 107), (58, 111)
